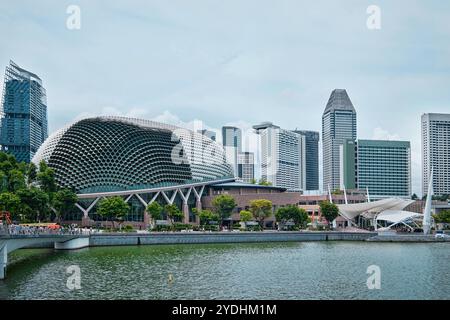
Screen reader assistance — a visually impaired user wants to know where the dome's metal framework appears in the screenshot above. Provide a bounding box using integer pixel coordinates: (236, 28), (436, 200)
(33, 116), (233, 193)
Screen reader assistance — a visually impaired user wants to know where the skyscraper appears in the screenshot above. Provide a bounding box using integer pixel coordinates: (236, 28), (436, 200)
(254, 122), (305, 192)
(341, 138), (357, 189)
(292, 130), (319, 190)
(421, 113), (450, 196)
(222, 126), (242, 177)
(356, 139), (411, 199)
(322, 89), (357, 191)
(0, 61), (48, 163)
(237, 152), (255, 183)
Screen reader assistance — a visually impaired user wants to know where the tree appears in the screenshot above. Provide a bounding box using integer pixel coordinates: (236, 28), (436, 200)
(250, 178), (257, 184)
(37, 160), (57, 193)
(7, 169), (25, 192)
(423, 194), (450, 202)
(239, 210), (253, 222)
(97, 196), (130, 229)
(146, 202), (163, 222)
(275, 205), (309, 229)
(16, 187), (50, 222)
(0, 171), (7, 192)
(435, 194), (450, 201)
(258, 179), (272, 186)
(290, 207), (309, 228)
(195, 209), (219, 226)
(211, 194), (236, 226)
(319, 201), (339, 228)
(0, 152), (60, 223)
(164, 204), (183, 224)
(433, 210), (450, 223)
(53, 189), (78, 222)
(249, 199), (273, 229)
(27, 162), (37, 184)
(0, 192), (21, 219)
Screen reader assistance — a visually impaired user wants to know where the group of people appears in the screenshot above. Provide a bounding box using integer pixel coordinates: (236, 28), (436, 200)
(1, 223), (90, 236)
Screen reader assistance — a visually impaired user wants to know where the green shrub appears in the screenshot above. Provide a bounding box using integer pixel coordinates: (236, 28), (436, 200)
(122, 225), (135, 232)
(246, 225), (261, 232)
(152, 225), (172, 232)
(203, 225), (219, 231)
(172, 223), (193, 231)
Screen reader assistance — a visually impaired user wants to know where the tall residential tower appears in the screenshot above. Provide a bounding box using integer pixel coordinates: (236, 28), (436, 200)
(0, 61), (48, 163)
(421, 113), (450, 196)
(322, 89), (357, 191)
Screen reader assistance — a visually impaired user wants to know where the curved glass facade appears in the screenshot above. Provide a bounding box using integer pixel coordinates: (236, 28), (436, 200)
(33, 116), (233, 193)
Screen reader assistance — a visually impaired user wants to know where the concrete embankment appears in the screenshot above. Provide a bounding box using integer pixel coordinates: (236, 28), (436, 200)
(19, 232), (450, 250)
(89, 231), (376, 246)
(366, 234), (450, 242)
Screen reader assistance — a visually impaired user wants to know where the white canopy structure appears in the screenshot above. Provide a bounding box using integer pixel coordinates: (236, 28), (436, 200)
(375, 210), (424, 231)
(337, 198), (414, 221)
(335, 171), (435, 232)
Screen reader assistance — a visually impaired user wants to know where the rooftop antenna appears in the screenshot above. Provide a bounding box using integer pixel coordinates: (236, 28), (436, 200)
(366, 186), (371, 203)
(343, 185), (348, 204)
(423, 167), (433, 235)
(328, 184), (333, 204)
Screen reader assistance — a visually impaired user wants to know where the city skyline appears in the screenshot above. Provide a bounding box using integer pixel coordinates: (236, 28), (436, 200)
(2, 1), (450, 195)
(0, 60), (442, 196)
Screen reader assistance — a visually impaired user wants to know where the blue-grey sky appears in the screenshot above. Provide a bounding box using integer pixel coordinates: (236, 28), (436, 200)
(1, 0), (450, 195)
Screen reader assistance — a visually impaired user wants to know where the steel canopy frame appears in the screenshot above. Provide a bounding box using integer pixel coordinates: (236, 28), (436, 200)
(75, 178), (234, 224)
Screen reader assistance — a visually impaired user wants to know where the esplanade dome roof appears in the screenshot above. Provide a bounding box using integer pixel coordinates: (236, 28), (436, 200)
(33, 116), (234, 193)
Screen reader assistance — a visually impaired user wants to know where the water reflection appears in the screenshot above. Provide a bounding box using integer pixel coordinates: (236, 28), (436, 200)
(1, 242), (449, 300)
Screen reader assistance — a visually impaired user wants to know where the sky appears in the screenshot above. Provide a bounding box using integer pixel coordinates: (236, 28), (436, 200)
(1, 0), (450, 195)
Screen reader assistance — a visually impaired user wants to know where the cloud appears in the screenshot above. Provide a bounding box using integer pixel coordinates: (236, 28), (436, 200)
(371, 127), (401, 141)
(3, 0), (449, 195)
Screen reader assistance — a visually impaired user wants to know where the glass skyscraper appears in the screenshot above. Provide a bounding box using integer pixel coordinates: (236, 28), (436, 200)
(293, 130), (319, 190)
(322, 89), (357, 191)
(1, 61), (48, 163)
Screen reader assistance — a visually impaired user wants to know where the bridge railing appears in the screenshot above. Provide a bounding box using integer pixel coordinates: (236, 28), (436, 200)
(4, 225), (86, 237)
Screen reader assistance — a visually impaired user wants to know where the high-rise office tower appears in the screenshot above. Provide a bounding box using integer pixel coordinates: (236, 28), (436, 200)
(356, 139), (411, 199)
(341, 138), (357, 189)
(222, 126), (242, 177)
(322, 89), (357, 191)
(292, 130), (319, 190)
(254, 122), (305, 192)
(421, 113), (450, 196)
(0, 61), (48, 163)
(197, 129), (216, 141)
(237, 152), (255, 183)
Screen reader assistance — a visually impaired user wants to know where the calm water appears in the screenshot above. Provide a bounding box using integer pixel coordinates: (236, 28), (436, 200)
(1, 242), (449, 300)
